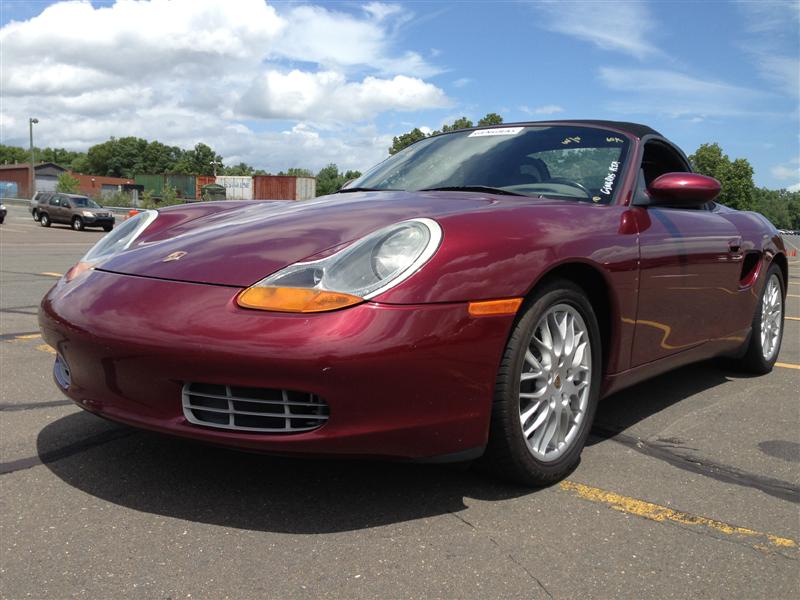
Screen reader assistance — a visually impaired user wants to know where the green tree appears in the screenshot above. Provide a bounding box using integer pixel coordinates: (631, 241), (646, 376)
(477, 113), (504, 127)
(56, 172), (80, 193)
(314, 164), (362, 196)
(689, 143), (755, 211)
(388, 113), (504, 154)
(280, 167), (314, 177)
(174, 142), (223, 175)
(223, 162), (255, 176)
(0, 144), (30, 164)
(389, 128), (427, 155)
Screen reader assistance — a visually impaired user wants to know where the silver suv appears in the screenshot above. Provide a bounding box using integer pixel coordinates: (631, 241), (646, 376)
(37, 193), (115, 231)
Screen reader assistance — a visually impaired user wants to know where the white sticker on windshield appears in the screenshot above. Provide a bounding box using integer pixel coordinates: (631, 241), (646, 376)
(468, 127), (524, 137)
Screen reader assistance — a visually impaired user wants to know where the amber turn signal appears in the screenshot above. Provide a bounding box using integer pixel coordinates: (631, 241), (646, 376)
(65, 261), (95, 282)
(468, 297), (523, 317)
(237, 286), (363, 313)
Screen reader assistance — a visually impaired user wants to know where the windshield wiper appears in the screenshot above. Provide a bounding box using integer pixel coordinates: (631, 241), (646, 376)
(338, 187), (398, 193)
(418, 185), (527, 197)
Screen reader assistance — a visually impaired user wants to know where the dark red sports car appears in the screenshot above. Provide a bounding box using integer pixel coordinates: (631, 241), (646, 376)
(40, 121), (788, 485)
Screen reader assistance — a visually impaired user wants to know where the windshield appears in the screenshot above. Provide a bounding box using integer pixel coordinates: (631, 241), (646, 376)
(347, 125), (631, 203)
(69, 196), (100, 208)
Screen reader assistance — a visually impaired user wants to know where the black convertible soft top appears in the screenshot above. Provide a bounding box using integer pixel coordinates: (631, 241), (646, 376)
(500, 120), (663, 139)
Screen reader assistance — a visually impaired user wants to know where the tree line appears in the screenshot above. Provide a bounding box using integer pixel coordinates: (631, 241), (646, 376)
(0, 139), (360, 198)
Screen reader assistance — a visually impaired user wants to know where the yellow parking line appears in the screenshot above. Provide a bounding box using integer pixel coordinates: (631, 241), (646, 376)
(560, 480), (796, 551)
(14, 333), (40, 340)
(36, 344), (56, 355)
(786, 316), (800, 321)
(40, 272), (63, 278)
(775, 362), (800, 370)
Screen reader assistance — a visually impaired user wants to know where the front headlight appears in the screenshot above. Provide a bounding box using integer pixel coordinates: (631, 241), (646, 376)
(237, 218), (442, 313)
(81, 210), (94, 217)
(66, 209), (157, 280)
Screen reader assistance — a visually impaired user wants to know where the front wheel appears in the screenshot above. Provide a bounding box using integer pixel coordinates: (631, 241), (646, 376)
(71, 216), (84, 231)
(735, 265), (785, 374)
(481, 279), (602, 486)
(102, 224), (113, 232)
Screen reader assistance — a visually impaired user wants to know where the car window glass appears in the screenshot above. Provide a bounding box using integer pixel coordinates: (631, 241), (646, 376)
(49, 196), (60, 206)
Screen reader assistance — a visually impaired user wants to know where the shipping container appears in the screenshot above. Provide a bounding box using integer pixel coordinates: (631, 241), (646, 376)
(216, 175), (253, 200)
(166, 174), (196, 199)
(0, 166), (31, 198)
(295, 177), (316, 200)
(135, 174), (164, 197)
(252, 175), (317, 201)
(195, 175), (216, 200)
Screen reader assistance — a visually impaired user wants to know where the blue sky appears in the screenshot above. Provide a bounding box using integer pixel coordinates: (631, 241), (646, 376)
(1, 1), (798, 188)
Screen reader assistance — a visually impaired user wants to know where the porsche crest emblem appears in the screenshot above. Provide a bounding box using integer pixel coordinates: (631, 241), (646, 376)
(162, 251), (187, 262)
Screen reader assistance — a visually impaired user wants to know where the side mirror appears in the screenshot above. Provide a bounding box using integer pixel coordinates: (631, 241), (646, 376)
(645, 172), (721, 206)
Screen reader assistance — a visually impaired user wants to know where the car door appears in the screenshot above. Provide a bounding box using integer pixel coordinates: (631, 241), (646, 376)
(631, 140), (744, 366)
(47, 194), (64, 223)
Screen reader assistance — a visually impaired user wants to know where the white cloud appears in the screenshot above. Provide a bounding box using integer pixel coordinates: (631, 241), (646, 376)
(239, 71), (450, 121)
(520, 104), (565, 116)
(533, 1), (659, 59)
(0, 0), (449, 173)
(597, 67), (771, 118)
(452, 78), (473, 88)
(771, 157), (800, 181)
(788, 182), (800, 192)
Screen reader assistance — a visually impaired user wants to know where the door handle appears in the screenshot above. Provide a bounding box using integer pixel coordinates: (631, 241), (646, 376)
(728, 238), (743, 259)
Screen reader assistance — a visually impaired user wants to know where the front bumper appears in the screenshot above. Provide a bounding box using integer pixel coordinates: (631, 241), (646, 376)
(39, 270), (516, 460)
(82, 215), (115, 226)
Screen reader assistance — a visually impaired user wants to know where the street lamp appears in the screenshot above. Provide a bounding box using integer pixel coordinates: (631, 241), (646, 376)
(29, 118), (39, 199)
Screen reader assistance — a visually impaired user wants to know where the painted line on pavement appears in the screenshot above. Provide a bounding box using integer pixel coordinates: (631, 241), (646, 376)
(785, 316), (800, 321)
(559, 480), (797, 553)
(36, 344), (56, 355)
(788, 294), (800, 298)
(775, 362), (800, 370)
(40, 272), (63, 278)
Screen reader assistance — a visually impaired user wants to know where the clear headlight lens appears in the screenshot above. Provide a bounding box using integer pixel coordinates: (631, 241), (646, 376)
(66, 209), (157, 280)
(238, 218), (442, 312)
(81, 210), (94, 217)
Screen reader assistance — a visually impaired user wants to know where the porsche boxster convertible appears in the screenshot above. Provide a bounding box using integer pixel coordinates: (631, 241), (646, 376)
(40, 121), (788, 485)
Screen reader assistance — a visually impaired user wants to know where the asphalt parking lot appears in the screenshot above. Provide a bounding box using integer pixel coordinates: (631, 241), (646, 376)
(1, 202), (798, 599)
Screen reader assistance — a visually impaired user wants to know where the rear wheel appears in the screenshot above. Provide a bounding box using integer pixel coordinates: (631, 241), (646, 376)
(40, 213), (51, 227)
(736, 265), (785, 374)
(71, 216), (84, 231)
(481, 279), (601, 486)
(32, 209), (40, 222)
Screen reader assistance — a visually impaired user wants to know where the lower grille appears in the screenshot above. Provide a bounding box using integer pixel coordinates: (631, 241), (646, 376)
(182, 382), (329, 433)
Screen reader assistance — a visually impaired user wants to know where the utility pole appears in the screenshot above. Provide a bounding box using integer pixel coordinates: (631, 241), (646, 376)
(29, 117), (39, 199)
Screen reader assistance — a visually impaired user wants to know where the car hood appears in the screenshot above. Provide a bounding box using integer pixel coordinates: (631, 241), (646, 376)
(99, 191), (556, 288)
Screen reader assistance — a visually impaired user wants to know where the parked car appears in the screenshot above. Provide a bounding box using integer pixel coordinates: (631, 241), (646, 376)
(37, 193), (114, 231)
(30, 190), (54, 221)
(0, 202), (6, 224)
(39, 121), (788, 486)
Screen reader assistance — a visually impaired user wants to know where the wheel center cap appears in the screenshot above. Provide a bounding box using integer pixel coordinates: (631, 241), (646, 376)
(554, 374), (562, 389)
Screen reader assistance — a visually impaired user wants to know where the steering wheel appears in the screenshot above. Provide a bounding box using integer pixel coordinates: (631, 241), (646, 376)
(544, 178), (591, 198)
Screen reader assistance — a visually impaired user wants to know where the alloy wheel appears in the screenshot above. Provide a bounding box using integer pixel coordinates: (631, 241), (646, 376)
(760, 274), (782, 361)
(518, 303), (592, 462)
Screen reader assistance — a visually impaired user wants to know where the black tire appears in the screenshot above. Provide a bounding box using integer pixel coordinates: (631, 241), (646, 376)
(481, 279), (602, 486)
(71, 216), (84, 231)
(735, 264), (785, 374)
(32, 209), (40, 222)
(40, 213), (51, 227)
(102, 224), (113, 232)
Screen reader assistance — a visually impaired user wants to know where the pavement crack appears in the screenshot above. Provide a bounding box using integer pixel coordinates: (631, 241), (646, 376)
(0, 400), (74, 412)
(0, 427), (133, 475)
(590, 424), (800, 504)
(448, 511), (553, 598)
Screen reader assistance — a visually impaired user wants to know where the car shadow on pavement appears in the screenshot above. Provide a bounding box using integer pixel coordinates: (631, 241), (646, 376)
(37, 361), (742, 533)
(588, 360), (737, 445)
(37, 411), (531, 534)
